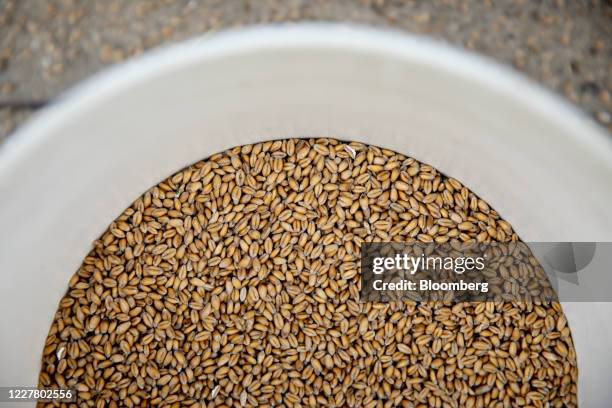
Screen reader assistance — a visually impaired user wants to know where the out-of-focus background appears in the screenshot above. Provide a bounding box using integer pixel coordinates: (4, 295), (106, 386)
(0, 0), (610, 140)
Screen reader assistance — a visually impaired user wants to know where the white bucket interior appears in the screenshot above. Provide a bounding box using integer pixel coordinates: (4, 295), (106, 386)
(1, 24), (611, 406)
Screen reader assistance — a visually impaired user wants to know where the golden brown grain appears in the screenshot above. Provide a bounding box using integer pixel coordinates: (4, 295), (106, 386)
(38, 138), (577, 408)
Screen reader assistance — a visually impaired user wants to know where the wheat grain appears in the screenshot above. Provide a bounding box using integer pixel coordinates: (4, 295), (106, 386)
(38, 138), (577, 408)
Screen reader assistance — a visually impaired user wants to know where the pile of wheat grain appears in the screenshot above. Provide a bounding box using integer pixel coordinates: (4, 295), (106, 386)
(38, 138), (577, 408)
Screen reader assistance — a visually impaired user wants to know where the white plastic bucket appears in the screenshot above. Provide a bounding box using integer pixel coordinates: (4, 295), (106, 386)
(1, 24), (611, 406)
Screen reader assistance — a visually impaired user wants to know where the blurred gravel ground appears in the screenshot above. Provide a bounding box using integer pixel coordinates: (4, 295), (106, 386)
(0, 0), (610, 140)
